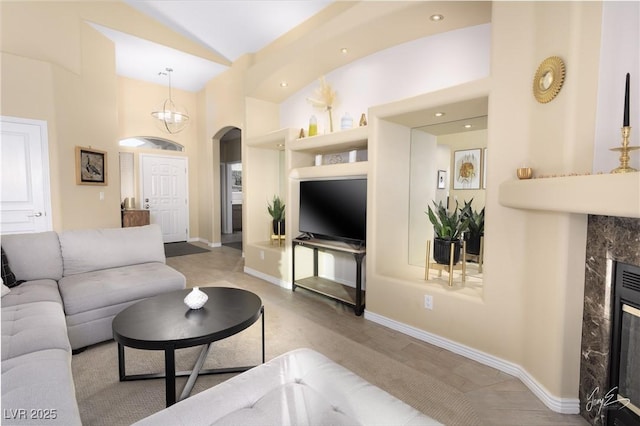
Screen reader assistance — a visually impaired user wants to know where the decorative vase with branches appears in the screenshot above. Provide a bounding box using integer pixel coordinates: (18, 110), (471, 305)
(306, 76), (337, 132)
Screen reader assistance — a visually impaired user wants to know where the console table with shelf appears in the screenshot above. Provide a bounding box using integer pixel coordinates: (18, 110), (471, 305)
(121, 209), (150, 227)
(243, 125), (370, 302)
(292, 237), (366, 316)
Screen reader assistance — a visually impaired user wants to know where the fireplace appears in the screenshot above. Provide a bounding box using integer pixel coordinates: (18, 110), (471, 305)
(608, 261), (640, 425)
(580, 216), (640, 426)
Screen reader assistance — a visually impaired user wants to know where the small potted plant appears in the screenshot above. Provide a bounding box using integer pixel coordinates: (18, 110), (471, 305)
(426, 200), (469, 265)
(460, 199), (484, 256)
(267, 195), (285, 236)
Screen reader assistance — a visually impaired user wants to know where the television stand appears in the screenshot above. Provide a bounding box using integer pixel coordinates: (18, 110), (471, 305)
(292, 238), (366, 316)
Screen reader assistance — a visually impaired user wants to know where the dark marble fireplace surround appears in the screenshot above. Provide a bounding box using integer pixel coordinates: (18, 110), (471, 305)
(580, 215), (640, 425)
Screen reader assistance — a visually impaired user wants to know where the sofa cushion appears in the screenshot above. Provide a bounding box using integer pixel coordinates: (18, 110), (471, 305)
(133, 348), (439, 426)
(1, 280), (62, 308)
(59, 225), (166, 276)
(2, 283), (10, 297)
(1, 301), (70, 360)
(1, 232), (63, 281)
(1, 349), (81, 426)
(58, 262), (186, 316)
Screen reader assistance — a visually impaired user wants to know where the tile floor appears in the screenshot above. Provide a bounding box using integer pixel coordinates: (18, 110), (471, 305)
(167, 243), (589, 426)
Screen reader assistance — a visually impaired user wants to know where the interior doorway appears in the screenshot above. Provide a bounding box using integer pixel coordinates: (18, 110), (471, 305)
(219, 127), (242, 250)
(0, 116), (53, 234)
(140, 154), (188, 243)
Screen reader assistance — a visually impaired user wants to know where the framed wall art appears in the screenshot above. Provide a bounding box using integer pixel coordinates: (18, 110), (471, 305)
(453, 148), (481, 190)
(76, 146), (107, 185)
(437, 170), (446, 189)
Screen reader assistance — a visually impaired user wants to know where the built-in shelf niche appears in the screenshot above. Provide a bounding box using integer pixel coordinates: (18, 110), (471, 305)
(289, 126), (368, 176)
(289, 126), (368, 154)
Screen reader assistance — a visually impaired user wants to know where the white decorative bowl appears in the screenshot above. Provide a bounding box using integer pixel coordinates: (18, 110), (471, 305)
(184, 287), (208, 310)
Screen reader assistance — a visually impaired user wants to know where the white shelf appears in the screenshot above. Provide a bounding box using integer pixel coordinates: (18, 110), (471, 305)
(290, 161), (369, 180)
(498, 172), (640, 218)
(288, 126), (368, 154)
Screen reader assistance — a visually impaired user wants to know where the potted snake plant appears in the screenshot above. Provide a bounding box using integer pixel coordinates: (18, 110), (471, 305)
(267, 195), (285, 236)
(426, 200), (469, 265)
(460, 199), (484, 256)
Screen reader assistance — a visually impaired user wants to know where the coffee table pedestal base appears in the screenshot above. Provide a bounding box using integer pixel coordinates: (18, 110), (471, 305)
(118, 307), (265, 407)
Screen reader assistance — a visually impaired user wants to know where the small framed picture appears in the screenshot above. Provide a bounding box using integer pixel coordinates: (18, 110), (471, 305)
(76, 146), (107, 185)
(453, 148), (481, 190)
(437, 170), (446, 189)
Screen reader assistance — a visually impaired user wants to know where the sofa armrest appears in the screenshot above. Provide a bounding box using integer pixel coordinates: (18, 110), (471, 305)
(133, 348), (440, 426)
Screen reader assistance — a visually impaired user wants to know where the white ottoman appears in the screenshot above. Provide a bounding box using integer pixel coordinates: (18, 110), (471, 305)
(134, 348), (440, 426)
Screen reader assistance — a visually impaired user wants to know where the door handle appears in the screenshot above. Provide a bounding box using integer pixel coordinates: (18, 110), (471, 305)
(27, 212), (43, 217)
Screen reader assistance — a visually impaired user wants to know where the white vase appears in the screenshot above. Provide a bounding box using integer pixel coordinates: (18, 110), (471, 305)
(184, 287), (208, 310)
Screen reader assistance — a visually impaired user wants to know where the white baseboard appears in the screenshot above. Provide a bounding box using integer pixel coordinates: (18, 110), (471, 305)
(244, 267), (291, 289)
(364, 310), (580, 415)
(187, 237), (221, 247)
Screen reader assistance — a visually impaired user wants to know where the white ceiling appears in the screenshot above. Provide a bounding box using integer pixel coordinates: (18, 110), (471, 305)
(93, 0), (492, 105)
(96, 1), (332, 92)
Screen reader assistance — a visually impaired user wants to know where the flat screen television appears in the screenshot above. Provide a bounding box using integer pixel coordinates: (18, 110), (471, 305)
(299, 178), (367, 245)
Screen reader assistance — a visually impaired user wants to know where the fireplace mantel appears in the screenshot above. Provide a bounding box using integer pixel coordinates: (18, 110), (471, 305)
(499, 173), (640, 218)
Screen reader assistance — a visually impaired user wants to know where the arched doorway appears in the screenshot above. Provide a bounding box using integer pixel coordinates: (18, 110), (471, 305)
(219, 127), (242, 250)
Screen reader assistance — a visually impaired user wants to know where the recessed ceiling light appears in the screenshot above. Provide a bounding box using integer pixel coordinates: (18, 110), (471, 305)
(430, 14), (444, 22)
(340, 48), (348, 54)
(280, 81), (288, 88)
(434, 112), (445, 117)
(464, 124), (473, 129)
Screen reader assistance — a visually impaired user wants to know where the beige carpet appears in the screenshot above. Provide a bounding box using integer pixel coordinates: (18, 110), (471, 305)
(72, 281), (481, 425)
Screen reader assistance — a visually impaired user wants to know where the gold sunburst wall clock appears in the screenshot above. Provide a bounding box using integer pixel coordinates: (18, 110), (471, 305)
(533, 56), (566, 103)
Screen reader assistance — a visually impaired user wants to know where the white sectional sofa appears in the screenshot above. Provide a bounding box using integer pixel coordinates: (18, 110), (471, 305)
(134, 348), (441, 426)
(1, 224), (186, 425)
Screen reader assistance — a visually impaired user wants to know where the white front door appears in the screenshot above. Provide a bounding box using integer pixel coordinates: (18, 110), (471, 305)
(140, 154), (188, 243)
(0, 116), (52, 234)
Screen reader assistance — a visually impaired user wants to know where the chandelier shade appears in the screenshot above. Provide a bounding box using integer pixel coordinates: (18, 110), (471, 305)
(151, 68), (190, 134)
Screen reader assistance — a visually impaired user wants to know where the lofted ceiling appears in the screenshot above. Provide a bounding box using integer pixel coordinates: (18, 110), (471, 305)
(96, 1), (491, 103)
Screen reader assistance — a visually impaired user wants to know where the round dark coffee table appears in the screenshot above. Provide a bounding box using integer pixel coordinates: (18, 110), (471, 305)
(112, 287), (264, 407)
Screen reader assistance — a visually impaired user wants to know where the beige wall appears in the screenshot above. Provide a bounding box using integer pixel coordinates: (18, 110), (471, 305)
(366, 1), (602, 404)
(0, 2), (212, 232)
(490, 1), (600, 398)
(1, 53), (62, 230)
(199, 59), (250, 246)
(1, 5), (121, 230)
(0, 0), (607, 406)
(117, 77), (200, 239)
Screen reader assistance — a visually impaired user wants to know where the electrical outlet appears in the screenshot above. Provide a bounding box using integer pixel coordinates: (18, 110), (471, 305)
(260, 250), (265, 260)
(424, 295), (433, 310)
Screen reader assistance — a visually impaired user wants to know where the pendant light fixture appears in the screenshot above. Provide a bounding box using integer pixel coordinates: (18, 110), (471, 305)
(151, 68), (189, 134)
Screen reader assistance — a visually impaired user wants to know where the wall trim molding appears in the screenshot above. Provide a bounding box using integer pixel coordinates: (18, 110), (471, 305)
(244, 267), (291, 289)
(364, 310), (580, 415)
(190, 237), (221, 247)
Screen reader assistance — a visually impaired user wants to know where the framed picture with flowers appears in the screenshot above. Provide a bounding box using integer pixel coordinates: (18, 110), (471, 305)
(453, 149), (480, 190)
